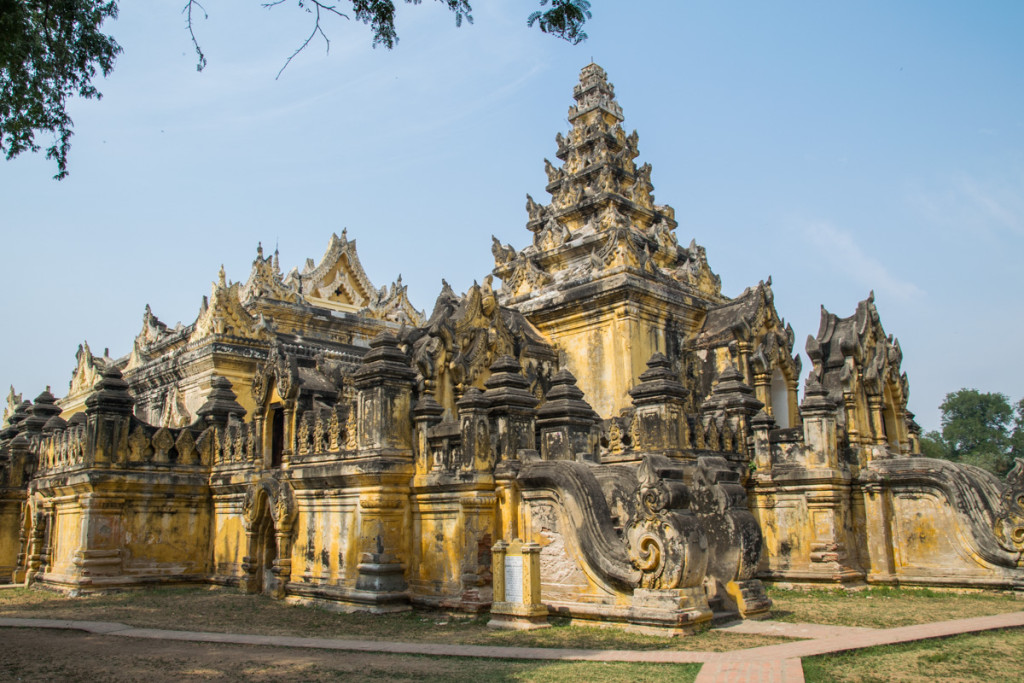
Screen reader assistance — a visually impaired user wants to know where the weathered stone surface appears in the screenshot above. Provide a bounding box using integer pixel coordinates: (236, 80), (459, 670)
(1, 63), (1020, 637)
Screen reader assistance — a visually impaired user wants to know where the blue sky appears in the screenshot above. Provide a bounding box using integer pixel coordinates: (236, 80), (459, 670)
(1, 2), (1022, 432)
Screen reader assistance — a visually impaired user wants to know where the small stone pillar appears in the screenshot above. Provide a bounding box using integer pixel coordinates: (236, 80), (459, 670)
(22, 389), (61, 436)
(750, 409), (775, 472)
(352, 332), (417, 453)
(196, 377), (247, 467)
(488, 539), (548, 629)
(196, 376), (247, 427)
(84, 367), (135, 466)
(6, 431), (33, 488)
(0, 400), (31, 443)
(800, 379), (839, 469)
(536, 369), (599, 461)
(24, 505), (48, 584)
(482, 356), (537, 463)
(708, 367), (764, 458)
(628, 353), (690, 454)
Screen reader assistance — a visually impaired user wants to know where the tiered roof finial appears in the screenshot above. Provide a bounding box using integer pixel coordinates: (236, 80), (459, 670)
(493, 63), (723, 304)
(570, 63), (623, 123)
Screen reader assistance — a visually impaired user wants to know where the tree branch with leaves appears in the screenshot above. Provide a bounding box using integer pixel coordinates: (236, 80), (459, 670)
(2, 0), (592, 179)
(0, 0), (122, 179)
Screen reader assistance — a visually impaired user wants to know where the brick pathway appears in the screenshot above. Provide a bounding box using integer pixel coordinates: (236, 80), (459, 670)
(3, 610), (1023, 682)
(695, 658), (804, 683)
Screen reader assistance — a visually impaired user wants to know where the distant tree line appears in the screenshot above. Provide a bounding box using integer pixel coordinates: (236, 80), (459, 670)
(920, 389), (1024, 478)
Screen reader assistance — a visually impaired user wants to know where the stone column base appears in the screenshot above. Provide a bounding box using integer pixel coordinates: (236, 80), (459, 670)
(726, 579), (772, 618)
(628, 586), (713, 635)
(488, 601), (550, 630)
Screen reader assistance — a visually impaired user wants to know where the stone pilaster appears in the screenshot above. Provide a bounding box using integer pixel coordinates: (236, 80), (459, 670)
(350, 332), (416, 610)
(750, 409), (775, 472)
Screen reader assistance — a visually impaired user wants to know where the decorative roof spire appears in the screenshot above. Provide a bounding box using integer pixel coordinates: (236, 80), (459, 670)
(569, 63), (623, 123)
(520, 63), (675, 242)
(493, 64), (722, 304)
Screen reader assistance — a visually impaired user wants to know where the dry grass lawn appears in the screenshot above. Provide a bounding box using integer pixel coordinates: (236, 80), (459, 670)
(0, 585), (785, 652)
(3, 583), (1023, 681)
(803, 627), (1024, 682)
(768, 585), (1023, 628)
(0, 627), (701, 683)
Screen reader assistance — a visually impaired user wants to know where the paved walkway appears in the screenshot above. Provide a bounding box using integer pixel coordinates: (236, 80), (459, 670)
(2, 611), (1023, 682)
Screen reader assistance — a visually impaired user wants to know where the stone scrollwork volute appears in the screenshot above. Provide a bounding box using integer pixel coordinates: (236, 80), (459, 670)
(624, 456), (707, 590)
(995, 459), (1024, 558)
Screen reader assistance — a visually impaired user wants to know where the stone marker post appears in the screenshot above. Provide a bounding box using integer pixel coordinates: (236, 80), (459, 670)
(488, 538), (548, 629)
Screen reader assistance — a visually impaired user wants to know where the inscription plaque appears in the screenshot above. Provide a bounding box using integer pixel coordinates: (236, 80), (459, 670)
(504, 554), (523, 603)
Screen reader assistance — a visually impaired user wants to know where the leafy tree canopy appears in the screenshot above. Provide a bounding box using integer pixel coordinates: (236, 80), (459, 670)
(921, 389), (1024, 478)
(1, 0), (593, 179)
(0, 1), (122, 179)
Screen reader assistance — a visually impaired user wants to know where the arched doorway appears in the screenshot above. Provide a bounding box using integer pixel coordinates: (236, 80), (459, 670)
(253, 496), (278, 595)
(241, 480), (295, 599)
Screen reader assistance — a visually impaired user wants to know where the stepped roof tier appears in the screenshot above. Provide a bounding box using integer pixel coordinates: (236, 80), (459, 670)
(492, 63), (723, 313)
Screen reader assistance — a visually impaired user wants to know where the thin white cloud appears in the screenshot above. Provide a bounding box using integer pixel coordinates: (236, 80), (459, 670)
(803, 222), (925, 302)
(908, 173), (1024, 240)
(956, 175), (1024, 236)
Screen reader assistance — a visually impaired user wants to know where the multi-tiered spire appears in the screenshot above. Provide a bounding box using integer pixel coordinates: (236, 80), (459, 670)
(493, 64), (722, 304)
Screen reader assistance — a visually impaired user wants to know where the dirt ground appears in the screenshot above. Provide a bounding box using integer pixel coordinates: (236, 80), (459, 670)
(0, 628), (697, 683)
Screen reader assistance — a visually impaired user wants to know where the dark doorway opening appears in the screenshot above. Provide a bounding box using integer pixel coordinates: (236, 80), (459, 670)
(271, 409), (284, 468)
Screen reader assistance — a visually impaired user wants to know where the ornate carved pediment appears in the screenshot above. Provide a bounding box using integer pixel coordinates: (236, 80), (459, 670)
(360, 275), (425, 326)
(806, 293), (911, 448)
(191, 267), (274, 343)
(242, 476), (297, 532)
(293, 230), (377, 311)
(404, 277), (552, 415)
(138, 304), (173, 347)
(808, 293), (903, 400)
(240, 243), (298, 305)
(450, 276), (515, 388)
(252, 344), (300, 406)
(669, 239), (721, 296)
(66, 342), (109, 398)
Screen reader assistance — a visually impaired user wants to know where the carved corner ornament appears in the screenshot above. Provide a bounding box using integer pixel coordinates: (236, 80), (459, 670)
(624, 456), (708, 590)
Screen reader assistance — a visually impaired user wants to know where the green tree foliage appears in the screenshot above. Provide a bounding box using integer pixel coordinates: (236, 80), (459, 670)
(2, 0), (592, 179)
(1012, 397), (1024, 460)
(924, 389), (1023, 477)
(0, 1), (121, 179)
